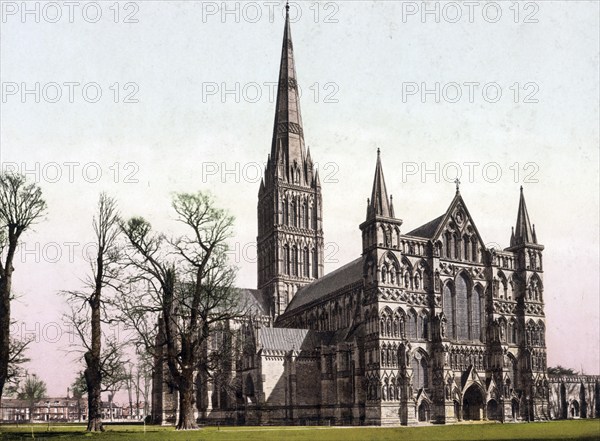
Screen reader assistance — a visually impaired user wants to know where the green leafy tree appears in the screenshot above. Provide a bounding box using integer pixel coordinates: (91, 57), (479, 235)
(16, 372), (47, 422)
(548, 365), (578, 376)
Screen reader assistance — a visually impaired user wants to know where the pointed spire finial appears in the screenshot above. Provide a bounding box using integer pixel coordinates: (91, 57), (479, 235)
(455, 178), (461, 194)
(513, 186), (535, 246)
(268, 0), (308, 183)
(286, 0), (290, 11)
(367, 149), (394, 219)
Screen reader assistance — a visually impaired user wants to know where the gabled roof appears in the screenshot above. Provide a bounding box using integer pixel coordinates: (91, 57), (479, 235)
(405, 191), (486, 246)
(406, 214), (445, 238)
(283, 257), (363, 314)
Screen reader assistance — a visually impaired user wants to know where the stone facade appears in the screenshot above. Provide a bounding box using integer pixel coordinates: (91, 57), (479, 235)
(152, 7), (599, 426)
(548, 375), (600, 420)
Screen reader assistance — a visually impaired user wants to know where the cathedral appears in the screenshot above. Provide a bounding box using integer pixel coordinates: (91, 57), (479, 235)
(152, 7), (599, 426)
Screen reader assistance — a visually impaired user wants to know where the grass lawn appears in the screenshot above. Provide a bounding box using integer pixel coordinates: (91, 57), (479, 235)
(0, 420), (598, 441)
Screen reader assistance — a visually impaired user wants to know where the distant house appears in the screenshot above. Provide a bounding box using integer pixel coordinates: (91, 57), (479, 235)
(121, 401), (148, 421)
(0, 397), (87, 422)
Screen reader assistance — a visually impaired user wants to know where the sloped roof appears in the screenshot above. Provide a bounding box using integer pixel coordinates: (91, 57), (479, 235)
(405, 192), (486, 248)
(284, 257), (363, 313)
(257, 323), (365, 353)
(326, 322), (365, 345)
(406, 214), (445, 239)
(238, 288), (269, 316)
(257, 327), (326, 352)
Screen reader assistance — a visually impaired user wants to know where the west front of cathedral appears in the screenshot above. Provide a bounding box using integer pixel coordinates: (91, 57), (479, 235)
(152, 8), (600, 426)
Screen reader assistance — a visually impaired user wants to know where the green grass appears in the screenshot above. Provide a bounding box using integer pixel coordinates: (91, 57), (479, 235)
(0, 420), (598, 441)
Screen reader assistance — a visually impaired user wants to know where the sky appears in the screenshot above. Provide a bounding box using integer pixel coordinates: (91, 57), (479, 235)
(0, 1), (598, 401)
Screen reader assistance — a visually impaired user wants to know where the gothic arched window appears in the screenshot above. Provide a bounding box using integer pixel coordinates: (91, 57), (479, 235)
(508, 320), (517, 344)
(303, 247), (310, 277)
(455, 274), (469, 341)
(420, 314), (429, 340)
(292, 245), (298, 276)
(300, 201), (306, 229)
(407, 312), (417, 339)
(283, 198), (289, 225)
(454, 233), (461, 260)
(292, 199), (298, 227)
(471, 286), (482, 341)
(412, 355), (428, 390)
(284, 244), (290, 275)
(304, 203), (310, 229)
(443, 283), (454, 339)
(471, 237), (478, 263)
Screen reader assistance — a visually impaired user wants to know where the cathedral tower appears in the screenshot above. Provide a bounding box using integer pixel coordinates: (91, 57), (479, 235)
(257, 6), (324, 319)
(507, 187), (547, 419)
(359, 149), (403, 262)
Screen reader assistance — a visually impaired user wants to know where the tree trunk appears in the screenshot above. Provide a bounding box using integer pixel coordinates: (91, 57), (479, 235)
(0, 265), (13, 397)
(176, 371), (198, 430)
(85, 289), (104, 432)
(85, 350), (104, 431)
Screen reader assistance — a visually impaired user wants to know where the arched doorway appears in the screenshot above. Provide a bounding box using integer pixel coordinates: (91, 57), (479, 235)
(463, 385), (484, 421)
(245, 374), (255, 404)
(511, 398), (520, 421)
(571, 400), (580, 418)
(418, 402), (430, 422)
(487, 399), (500, 421)
(453, 400), (460, 420)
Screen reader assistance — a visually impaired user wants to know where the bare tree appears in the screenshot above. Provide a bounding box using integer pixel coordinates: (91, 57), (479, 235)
(118, 192), (246, 430)
(124, 352), (152, 421)
(63, 193), (121, 432)
(0, 173), (47, 398)
(124, 365), (135, 420)
(134, 351), (153, 419)
(7, 332), (32, 387)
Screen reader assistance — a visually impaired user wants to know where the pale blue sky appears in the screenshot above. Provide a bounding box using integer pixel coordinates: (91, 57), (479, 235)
(1, 1), (598, 398)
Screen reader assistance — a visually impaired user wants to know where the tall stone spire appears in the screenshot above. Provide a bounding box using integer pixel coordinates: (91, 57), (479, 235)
(257, 9), (324, 319)
(359, 149), (402, 258)
(511, 186), (536, 246)
(269, 4), (308, 185)
(367, 149), (394, 219)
